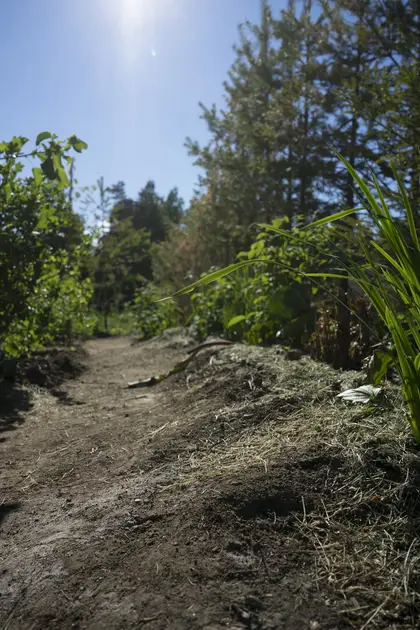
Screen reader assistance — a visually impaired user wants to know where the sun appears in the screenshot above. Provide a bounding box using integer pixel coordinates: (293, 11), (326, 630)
(100, 0), (179, 69)
(118, 0), (147, 34)
(115, 0), (153, 66)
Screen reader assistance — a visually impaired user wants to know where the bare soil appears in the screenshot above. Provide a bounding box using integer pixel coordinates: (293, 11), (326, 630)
(1, 332), (419, 629)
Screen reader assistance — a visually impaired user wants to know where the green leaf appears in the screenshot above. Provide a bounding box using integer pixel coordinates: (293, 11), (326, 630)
(369, 351), (394, 385)
(35, 131), (51, 146)
(257, 223), (290, 238)
(3, 182), (11, 202)
(32, 167), (43, 187)
(36, 207), (50, 230)
(306, 272), (348, 279)
(41, 156), (56, 180)
(9, 136), (29, 152)
(227, 314), (248, 328)
(391, 161), (420, 252)
(52, 151), (62, 171)
(337, 385), (382, 404)
(0, 141), (7, 152)
(57, 166), (70, 188)
(371, 241), (405, 275)
(67, 135), (88, 153)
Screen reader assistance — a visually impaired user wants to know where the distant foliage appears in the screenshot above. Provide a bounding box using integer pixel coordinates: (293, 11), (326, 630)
(153, 195), (227, 288)
(88, 179), (184, 331)
(133, 285), (178, 340)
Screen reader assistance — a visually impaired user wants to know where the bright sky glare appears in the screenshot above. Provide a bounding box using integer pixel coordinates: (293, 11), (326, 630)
(0, 1), (284, 209)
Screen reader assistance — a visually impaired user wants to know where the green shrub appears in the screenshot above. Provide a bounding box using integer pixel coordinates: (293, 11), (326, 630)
(0, 132), (92, 359)
(134, 285), (178, 340)
(187, 217), (362, 349)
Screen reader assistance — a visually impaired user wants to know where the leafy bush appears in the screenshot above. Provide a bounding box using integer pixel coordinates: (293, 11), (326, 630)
(91, 219), (155, 319)
(91, 309), (138, 337)
(0, 132), (92, 358)
(189, 273), (233, 341)
(133, 285), (178, 340)
(188, 263), (313, 346)
(87, 285), (178, 340)
(187, 217), (374, 358)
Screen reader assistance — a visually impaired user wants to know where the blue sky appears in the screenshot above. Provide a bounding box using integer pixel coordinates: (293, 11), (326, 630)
(0, 0), (286, 208)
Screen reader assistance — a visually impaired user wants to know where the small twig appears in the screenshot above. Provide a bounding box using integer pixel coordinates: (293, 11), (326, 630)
(139, 613), (162, 625)
(127, 340), (235, 389)
(403, 538), (417, 596)
(60, 589), (73, 603)
(148, 423), (168, 439)
(360, 595), (391, 630)
(60, 467), (74, 480)
(187, 340), (234, 355)
(301, 496), (307, 524)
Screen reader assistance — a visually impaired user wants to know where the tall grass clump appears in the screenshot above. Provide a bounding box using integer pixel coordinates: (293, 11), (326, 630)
(306, 154), (420, 443)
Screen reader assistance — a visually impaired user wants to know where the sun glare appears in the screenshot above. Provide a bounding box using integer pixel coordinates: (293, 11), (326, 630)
(118, 0), (147, 35)
(101, 0), (179, 69)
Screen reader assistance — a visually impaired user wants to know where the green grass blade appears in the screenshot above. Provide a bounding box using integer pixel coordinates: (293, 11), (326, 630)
(371, 171), (392, 220)
(158, 260), (265, 301)
(391, 161), (420, 252)
(303, 207), (363, 229)
(333, 150), (384, 218)
(371, 241), (406, 276)
(306, 272), (349, 279)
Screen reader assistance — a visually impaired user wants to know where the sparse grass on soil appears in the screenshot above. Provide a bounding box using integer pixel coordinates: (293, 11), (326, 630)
(1, 330), (419, 629)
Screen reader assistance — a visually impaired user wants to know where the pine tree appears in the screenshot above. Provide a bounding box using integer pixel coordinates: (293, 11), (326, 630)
(360, 0), (420, 221)
(186, 0), (332, 254)
(319, 0), (383, 209)
(271, 0), (334, 220)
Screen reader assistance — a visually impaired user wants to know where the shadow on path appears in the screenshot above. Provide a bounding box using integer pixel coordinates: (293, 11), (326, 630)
(0, 502), (21, 526)
(0, 381), (32, 439)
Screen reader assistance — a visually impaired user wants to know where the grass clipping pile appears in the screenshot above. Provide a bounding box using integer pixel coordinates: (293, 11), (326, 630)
(159, 342), (420, 628)
(2, 335), (420, 629)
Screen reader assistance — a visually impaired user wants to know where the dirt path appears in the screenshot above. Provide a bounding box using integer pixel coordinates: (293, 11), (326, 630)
(1, 333), (418, 629)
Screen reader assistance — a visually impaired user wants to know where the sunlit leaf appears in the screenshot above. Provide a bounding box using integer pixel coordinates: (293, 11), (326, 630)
(32, 167), (43, 187)
(57, 166), (70, 188)
(337, 385), (382, 404)
(35, 131), (51, 146)
(369, 351), (393, 385)
(67, 135), (88, 153)
(3, 183), (11, 202)
(304, 207), (362, 228)
(227, 314), (248, 328)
